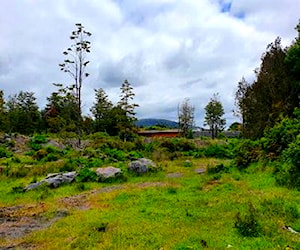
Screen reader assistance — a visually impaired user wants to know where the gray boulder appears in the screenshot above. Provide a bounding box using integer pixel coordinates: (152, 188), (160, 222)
(96, 167), (122, 181)
(44, 172), (77, 187)
(24, 171), (77, 191)
(128, 158), (157, 174)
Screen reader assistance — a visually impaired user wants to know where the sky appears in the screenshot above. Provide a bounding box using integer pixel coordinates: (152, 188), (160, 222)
(0, 0), (299, 128)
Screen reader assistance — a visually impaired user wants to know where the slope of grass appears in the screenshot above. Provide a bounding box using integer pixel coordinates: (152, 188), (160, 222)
(0, 157), (299, 249)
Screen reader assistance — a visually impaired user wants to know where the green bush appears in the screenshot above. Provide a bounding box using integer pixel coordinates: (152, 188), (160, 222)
(233, 139), (262, 168)
(207, 163), (229, 174)
(76, 168), (98, 182)
(60, 159), (78, 172)
(275, 135), (300, 189)
(234, 203), (262, 237)
(263, 109), (300, 159)
(0, 147), (13, 158)
(200, 143), (233, 159)
(31, 134), (48, 144)
(160, 138), (196, 153)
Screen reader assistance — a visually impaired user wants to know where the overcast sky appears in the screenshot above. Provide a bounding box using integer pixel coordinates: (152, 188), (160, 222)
(0, 0), (299, 127)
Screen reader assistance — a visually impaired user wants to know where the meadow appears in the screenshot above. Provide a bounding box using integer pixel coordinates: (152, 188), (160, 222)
(0, 134), (300, 249)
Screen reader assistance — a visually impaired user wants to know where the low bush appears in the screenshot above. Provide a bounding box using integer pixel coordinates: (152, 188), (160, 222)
(275, 135), (300, 189)
(160, 138), (196, 153)
(200, 143), (233, 159)
(233, 139), (262, 169)
(207, 163), (229, 174)
(0, 147), (13, 158)
(76, 168), (98, 182)
(234, 203), (262, 237)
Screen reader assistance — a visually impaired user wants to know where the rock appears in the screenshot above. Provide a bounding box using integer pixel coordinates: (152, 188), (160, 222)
(23, 181), (47, 191)
(44, 172), (77, 187)
(96, 167), (122, 181)
(195, 168), (206, 174)
(128, 158), (157, 174)
(24, 171), (77, 191)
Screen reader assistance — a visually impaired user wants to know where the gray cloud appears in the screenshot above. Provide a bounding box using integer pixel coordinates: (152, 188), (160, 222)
(0, 0), (299, 128)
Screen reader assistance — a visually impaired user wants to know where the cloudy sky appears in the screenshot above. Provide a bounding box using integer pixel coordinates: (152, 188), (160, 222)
(0, 0), (299, 127)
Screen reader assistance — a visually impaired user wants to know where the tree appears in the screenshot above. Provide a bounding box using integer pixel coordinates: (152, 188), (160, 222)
(178, 98), (195, 138)
(235, 34), (299, 139)
(59, 23), (92, 144)
(90, 88), (113, 132)
(117, 80), (139, 141)
(0, 90), (8, 132)
(118, 79), (139, 120)
(204, 93), (226, 139)
(43, 84), (78, 133)
(6, 91), (41, 134)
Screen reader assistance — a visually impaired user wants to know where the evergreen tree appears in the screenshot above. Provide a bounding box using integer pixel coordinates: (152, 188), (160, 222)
(43, 84), (78, 133)
(90, 88), (113, 132)
(204, 93), (226, 139)
(117, 80), (139, 141)
(6, 91), (41, 134)
(118, 79), (139, 120)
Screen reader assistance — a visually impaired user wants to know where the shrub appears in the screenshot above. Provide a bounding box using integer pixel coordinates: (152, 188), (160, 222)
(233, 139), (262, 168)
(275, 135), (300, 189)
(0, 147), (13, 158)
(201, 143), (233, 159)
(31, 134), (48, 144)
(76, 168), (98, 182)
(234, 203), (262, 237)
(60, 159), (78, 172)
(207, 163), (229, 174)
(263, 109), (300, 159)
(11, 185), (25, 194)
(160, 138), (196, 153)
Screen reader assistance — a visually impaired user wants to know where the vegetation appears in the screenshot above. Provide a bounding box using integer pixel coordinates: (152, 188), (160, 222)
(0, 21), (299, 249)
(204, 93), (226, 139)
(178, 98), (195, 138)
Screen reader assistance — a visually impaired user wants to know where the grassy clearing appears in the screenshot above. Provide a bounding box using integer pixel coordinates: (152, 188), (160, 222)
(1, 156), (300, 249)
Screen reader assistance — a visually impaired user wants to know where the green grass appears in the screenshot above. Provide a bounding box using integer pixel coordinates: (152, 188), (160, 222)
(1, 146), (300, 249)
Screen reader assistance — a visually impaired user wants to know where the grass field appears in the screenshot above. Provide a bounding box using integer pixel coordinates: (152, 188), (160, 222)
(1, 156), (300, 249)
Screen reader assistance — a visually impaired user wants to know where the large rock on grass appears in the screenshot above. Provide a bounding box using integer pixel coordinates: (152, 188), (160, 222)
(96, 167), (122, 182)
(128, 158), (157, 174)
(24, 171), (77, 191)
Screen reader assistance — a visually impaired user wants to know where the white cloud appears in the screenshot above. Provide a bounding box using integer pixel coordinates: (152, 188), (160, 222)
(0, 0), (299, 128)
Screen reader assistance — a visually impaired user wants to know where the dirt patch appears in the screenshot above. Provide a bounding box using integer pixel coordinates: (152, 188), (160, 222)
(0, 204), (67, 241)
(203, 179), (221, 192)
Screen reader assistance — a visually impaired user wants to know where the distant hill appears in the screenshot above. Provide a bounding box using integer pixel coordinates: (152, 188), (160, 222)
(135, 119), (178, 128)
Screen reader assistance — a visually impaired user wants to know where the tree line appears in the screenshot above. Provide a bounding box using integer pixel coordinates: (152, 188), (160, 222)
(1, 21), (299, 141)
(235, 22), (300, 139)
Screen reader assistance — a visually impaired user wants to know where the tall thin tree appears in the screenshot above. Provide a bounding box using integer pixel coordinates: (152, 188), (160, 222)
(59, 23), (91, 145)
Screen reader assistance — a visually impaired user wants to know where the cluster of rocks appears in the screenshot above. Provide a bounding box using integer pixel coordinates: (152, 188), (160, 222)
(24, 158), (157, 191)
